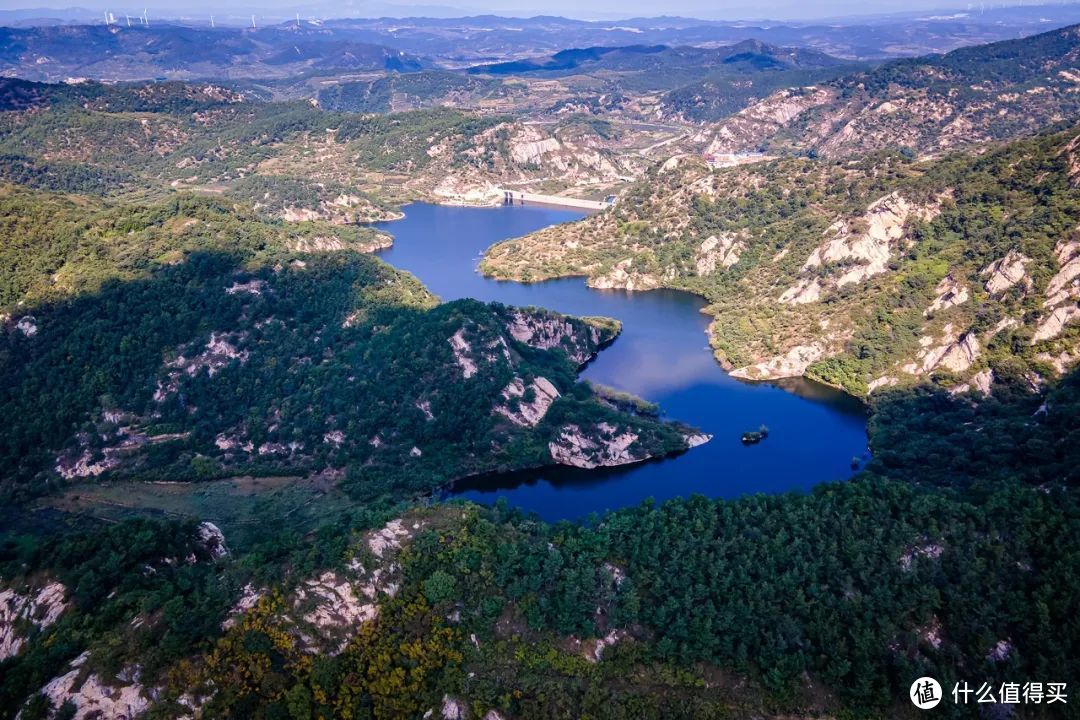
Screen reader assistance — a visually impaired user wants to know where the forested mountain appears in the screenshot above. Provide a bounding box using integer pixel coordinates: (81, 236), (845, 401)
(483, 125), (1080, 397)
(350, 6), (1080, 60)
(0, 24), (426, 82)
(7, 7), (1080, 69)
(466, 40), (856, 94)
(316, 71), (511, 114)
(0, 186), (701, 504)
(2, 369), (1076, 718)
(0, 185), (394, 307)
(676, 22), (1080, 155)
(0, 77), (646, 206)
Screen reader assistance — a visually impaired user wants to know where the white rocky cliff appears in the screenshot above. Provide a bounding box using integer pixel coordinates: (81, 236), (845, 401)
(1, 581), (67, 661)
(548, 422), (643, 469)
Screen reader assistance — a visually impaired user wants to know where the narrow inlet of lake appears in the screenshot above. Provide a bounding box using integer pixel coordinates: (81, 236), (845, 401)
(375, 203), (869, 521)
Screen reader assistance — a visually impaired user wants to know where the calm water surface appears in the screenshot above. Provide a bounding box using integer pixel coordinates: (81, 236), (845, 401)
(375, 203), (868, 521)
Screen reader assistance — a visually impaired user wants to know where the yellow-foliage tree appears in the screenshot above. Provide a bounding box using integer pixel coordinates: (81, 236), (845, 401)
(335, 596), (463, 720)
(203, 593), (313, 710)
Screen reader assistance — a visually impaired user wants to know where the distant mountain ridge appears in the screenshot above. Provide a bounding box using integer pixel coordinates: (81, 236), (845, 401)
(468, 44), (668, 75)
(683, 22), (1080, 153)
(311, 8), (1080, 61)
(466, 40), (851, 77)
(0, 24), (426, 81)
(4, 6), (1080, 83)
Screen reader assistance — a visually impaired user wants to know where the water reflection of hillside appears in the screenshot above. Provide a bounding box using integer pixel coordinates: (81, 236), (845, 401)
(450, 453), (680, 498)
(759, 377), (868, 419)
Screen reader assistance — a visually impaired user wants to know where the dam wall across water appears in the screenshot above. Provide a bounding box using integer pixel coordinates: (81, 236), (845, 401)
(501, 189), (612, 211)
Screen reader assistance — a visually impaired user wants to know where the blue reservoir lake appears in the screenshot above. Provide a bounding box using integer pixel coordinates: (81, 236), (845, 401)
(375, 203), (869, 521)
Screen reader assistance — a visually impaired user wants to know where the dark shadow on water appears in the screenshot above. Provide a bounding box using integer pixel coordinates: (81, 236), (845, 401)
(450, 452), (683, 496)
(756, 376), (869, 419)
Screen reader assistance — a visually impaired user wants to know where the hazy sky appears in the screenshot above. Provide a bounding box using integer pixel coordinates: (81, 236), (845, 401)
(0, 0), (1064, 21)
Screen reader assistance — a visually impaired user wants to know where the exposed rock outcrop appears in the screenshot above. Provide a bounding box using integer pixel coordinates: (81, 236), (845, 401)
(225, 279), (265, 296)
(218, 519), (418, 655)
(935, 333), (981, 373)
(702, 87), (833, 156)
(504, 309), (614, 366)
(982, 249), (1032, 296)
(973, 368), (994, 395)
(509, 125), (562, 165)
(779, 193), (938, 304)
(222, 584), (263, 630)
(277, 519), (415, 654)
(925, 274), (969, 316)
(154, 331), (249, 401)
(902, 326), (980, 375)
(549, 422), (642, 469)
(195, 522), (228, 560)
(441, 695), (467, 720)
(1045, 240), (1080, 307)
(868, 375), (899, 394)
(15, 316), (38, 336)
(778, 277), (823, 305)
(291, 233), (392, 253)
(1, 581), (67, 661)
(368, 518), (411, 558)
(811, 193), (930, 284)
(808, 195), (909, 285)
(689, 30), (1080, 160)
(448, 329), (479, 379)
(987, 639), (1014, 663)
(424, 120), (636, 206)
(34, 652), (149, 720)
(431, 176), (503, 206)
(1036, 348), (1080, 375)
(415, 401), (435, 422)
(585, 629), (628, 662)
(272, 192), (398, 226)
(949, 368), (994, 396)
(448, 325), (516, 382)
(55, 447), (121, 480)
(695, 233), (745, 275)
(683, 433), (712, 448)
(296, 571), (379, 649)
(1032, 304), (1080, 342)
(916, 616), (944, 651)
(900, 541), (944, 571)
(588, 258), (663, 293)
(53, 420), (189, 481)
(494, 376), (560, 427)
(730, 343), (826, 380)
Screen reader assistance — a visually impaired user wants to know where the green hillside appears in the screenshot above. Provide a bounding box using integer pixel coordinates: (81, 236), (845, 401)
(484, 125), (1080, 397)
(0, 188), (698, 504)
(684, 23), (1080, 157)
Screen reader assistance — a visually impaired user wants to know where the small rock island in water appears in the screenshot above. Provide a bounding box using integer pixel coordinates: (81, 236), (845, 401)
(741, 425), (770, 445)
